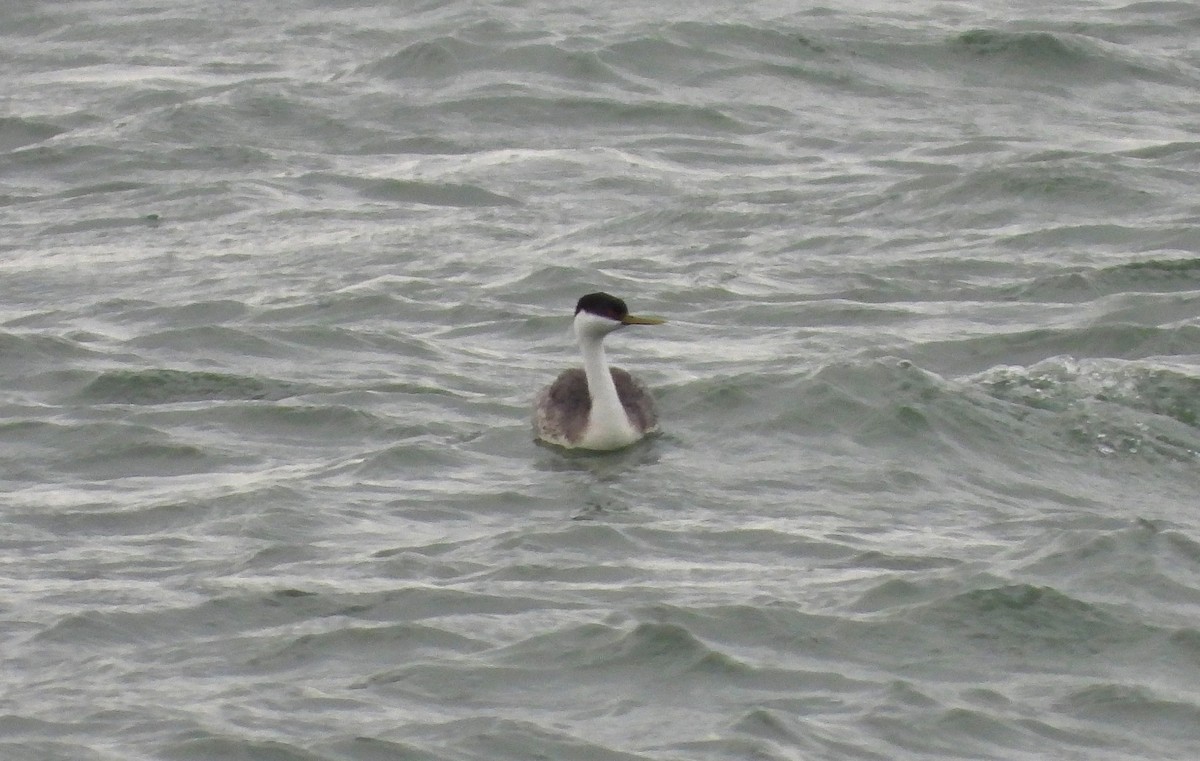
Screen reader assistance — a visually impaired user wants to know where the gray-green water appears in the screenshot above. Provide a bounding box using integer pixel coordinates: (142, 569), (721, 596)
(4, 1), (1200, 759)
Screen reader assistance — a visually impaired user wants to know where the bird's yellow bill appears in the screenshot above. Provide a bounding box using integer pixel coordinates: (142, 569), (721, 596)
(622, 314), (666, 325)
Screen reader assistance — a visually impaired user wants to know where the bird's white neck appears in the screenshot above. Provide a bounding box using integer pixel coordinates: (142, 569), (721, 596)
(575, 316), (638, 449)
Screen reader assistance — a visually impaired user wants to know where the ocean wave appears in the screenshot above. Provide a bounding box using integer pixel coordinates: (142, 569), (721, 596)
(493, 619), (751, 676)
(1090, 258), (1200, 292)
(934, 161), (1154, 213)
(358, 19), (829, 96)
(973, 357), (1200, 460)
(0, 116), (68, 152)
(675, 354), (1200, 472)
(365, 35), (631, 91)
(1057, 683), (1200, 738)
(919, 583), (1128, 643)
(62, 437), (216, 478)
(1120, 140), (1200, 160)
(0, 330), (105, 369)
(432, 92), (756, 135)
(668, 360), (991, 469)
(32, 586), (376, 649)
(976, 357), (1200, 424)
(77, 368), (307, 404)
(298, 171), (519, 208)
(949, 27), (1187, 84)
(909, 324), (1200, 376)
(247, 621), (487, 673)
(105, 298), (249, 327)
(194, 403), (392, 451)
(954, 29), (1090, 65)
(2, 416), (234, 480)
(160, 735), (321, 761)
(395, 717), (655, 761)
(17, 496), (216, 538)
(1001, 257), (1200, 302)
(1012, 519), (1200, 611)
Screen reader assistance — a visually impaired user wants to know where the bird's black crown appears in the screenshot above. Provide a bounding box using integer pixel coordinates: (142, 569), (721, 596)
(575, 292), (628, 321)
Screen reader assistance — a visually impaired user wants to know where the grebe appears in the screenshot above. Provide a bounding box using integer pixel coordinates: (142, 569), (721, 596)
(533, 292), (665, 450)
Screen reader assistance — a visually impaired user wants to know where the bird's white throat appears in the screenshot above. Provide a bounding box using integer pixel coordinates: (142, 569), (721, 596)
(573, 311), (639, 448)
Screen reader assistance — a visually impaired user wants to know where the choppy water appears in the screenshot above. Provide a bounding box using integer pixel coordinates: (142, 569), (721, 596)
(4, 1), (1200, 759)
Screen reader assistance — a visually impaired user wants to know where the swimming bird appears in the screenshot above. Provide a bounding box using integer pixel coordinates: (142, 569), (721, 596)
(534, 292), (665, 450)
